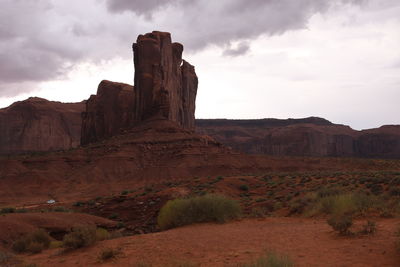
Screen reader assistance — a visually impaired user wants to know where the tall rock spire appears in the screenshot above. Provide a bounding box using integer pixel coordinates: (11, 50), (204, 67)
(132, 31), (198, 129)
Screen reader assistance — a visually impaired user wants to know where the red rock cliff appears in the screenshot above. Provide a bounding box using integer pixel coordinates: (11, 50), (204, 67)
(81, 80), (135, 145)
(0, 97), (84, 153)
(132, 31), (198, 129)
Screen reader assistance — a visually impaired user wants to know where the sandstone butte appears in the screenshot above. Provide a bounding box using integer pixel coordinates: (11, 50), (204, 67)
(0, 31), (399, 158)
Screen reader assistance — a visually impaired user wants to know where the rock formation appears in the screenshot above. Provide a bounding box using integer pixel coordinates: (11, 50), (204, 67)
(80, 31), (198, 145)
(133, 31), (198, 129)
(196, 118), (400, 158)
(0, 97), (84, 154)
(81, 80), (134, 145)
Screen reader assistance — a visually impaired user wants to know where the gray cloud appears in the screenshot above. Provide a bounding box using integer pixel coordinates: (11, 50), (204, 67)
(105, 0), (365, 51)
(0, 0), (396, 98)
(222, 42), (250, 57)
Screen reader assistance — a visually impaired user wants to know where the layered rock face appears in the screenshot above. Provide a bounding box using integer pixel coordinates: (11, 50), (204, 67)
(357, 126), (400, 158)
(196, 119), (400, 158)
(0, 97), (85, 154)
(133, 31), (198, 129)
(81, 80), (134, 145)
(80, 31), (198, 145)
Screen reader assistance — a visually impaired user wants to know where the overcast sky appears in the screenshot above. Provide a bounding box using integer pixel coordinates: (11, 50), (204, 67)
(0, 0), (399, 130)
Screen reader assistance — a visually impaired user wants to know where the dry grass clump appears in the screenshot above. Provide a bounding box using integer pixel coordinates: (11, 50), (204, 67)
(239, 252), (294, 267)
(97, 247), (120, 262)
(12, 229), (51, 254)
(62, 226), (97, 249)
(158, 194), (241, 230)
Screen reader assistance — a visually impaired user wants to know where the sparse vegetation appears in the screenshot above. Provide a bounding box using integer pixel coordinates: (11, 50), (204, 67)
(62, 226), (97, 249)
(0, 207), (16, 214)
(98, 247), (119, 262)
(240, 252), (294, 267)
(12, 229), (51, 254)
(53, 206), (69, 212)
(239, 184), (249, 191)
(0, 250), (15, 265)
(305, 191), (382, 217)
(360, 220), (376, 235)
(95, 227), (110, 241)
(158, 194), (241, 230)
(327, 215), (353, 235)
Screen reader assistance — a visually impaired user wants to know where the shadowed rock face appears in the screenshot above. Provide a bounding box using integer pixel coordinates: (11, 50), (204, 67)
(196, 119), (400, 158)
(80, 31), (198, 146)
(0, 97), (84, 154)
(133, 31), (198, 129)
(81, 80), (134, 145)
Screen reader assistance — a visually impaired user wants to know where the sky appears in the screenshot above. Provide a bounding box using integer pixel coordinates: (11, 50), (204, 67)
(0, 0), (399, 130)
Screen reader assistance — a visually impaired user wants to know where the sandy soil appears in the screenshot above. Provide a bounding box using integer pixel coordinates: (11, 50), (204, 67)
(23, 217), (400, 267)
(0, 213), (116, 248)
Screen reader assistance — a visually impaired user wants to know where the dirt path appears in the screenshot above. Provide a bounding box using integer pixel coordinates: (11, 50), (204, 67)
(25, 217), (400, 267)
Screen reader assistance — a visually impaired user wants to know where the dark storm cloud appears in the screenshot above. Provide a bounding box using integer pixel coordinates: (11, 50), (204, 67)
(0, 0), (139, 97)
(0, 0), (392, 97)
(106, 0), (176, 15)
(105, 0), (365, 51)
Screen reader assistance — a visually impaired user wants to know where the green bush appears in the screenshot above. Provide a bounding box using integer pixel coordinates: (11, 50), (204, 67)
(327, 215), (353, 235)
(95, 228), (110, 241)
(306, 192), (380, 217)
(63, 226), (97, 249)
(12, 229), (51, 253)
(240, 252), (294, 267)
(158, 194), (241, 230)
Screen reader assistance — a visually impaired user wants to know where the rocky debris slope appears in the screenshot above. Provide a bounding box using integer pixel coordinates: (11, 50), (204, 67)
(0, 97), (85, 154)
(196, 118), (400, 158)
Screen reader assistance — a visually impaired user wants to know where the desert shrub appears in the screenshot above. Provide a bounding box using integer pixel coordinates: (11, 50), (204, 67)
(317, 187), (341, 198)
(240, 252), (294, 267)
(306, 192), (380, 217)
(0, 250), (15, 265)
(98, 247), (119, 262)
(327, 215), (353, 235)
(16, 208), (28, 213)
(250, 207), (268, 218)
(108, 213), (118, 219)
(157, 194), (241, 230)
(370, 184), (383, 195)
(12, 238), (29, 253)
(53, 206), (69, 212)
(12, 229), (51, 253)
(73, 201), (85, 207)
(360, 220), (376, 235)
(239, 184), (249, 191)
(49, 241), (63, 249)
(63, 226), (97, 249)
(116, 222), (125, 229)
(0, 207), (15, 214)
(27, 242), (45, 254)
(121, 190), (129, 195)
(95, 228), (110, 241)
